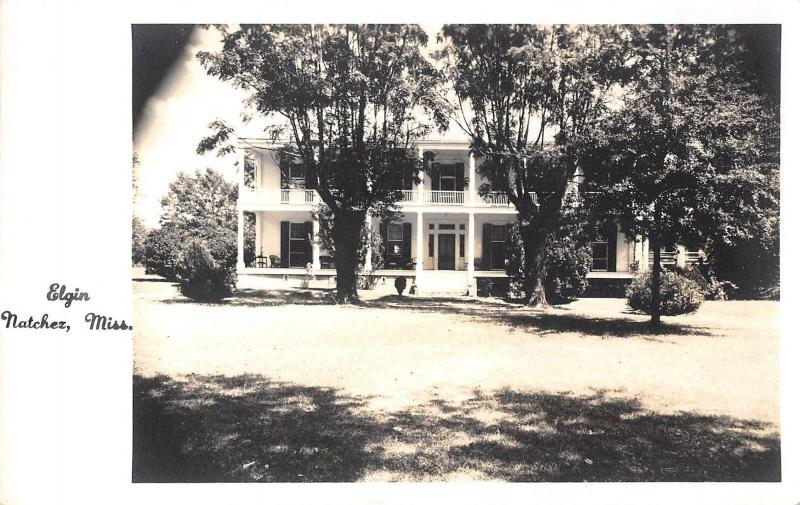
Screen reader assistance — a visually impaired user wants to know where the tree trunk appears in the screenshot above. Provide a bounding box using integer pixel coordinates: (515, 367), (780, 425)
(520, 221), (549, 308)
(332, 209), (366, 304)
(650, 237), (662, 325)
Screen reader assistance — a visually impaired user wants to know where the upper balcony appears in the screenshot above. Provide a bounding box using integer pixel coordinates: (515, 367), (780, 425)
(240, 186), (514, 210)
(237, 143), (516, 211)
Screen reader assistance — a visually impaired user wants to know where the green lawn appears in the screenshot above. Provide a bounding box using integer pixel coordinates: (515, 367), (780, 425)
(133, 274), (780, 482)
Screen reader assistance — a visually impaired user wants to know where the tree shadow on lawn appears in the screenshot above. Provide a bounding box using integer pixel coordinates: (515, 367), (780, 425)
(364, 296), (715, 338)
(157, 287), (338, 307)
(133, 374), (779, 482)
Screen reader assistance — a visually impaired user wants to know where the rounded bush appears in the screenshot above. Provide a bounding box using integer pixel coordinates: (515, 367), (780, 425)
(394, 276), (407, 296)
(144, 227), (184, 280)
(176, 240), (236, 301)
(626, 270), (704, 316)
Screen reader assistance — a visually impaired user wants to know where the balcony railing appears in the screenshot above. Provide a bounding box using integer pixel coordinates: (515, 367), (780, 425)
(280, 189), (317, 204)
(241, 188), (317, 205)
(481, 192), (511, 207)
(399, 190), (416, 203)
(424, 190), (464, 205)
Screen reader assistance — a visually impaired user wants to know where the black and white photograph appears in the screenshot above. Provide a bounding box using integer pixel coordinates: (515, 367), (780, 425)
(1, 1), (799, 503)
(131, 23), (781, 482)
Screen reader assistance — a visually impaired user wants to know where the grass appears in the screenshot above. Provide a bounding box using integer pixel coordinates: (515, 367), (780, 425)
(133, 273), (780, 482)
(133, 374), (779, 482)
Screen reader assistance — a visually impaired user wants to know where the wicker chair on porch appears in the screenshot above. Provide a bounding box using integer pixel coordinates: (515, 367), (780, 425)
(269, 255), (282, 268)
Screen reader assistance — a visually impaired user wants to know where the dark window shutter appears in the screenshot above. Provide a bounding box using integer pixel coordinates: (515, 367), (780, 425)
(455, 163), (465, 191)
(280, 221), (290, 268)
(606, 222), (617, 272)
(402, 222), (412, 264)
(481, 223), (491, 270)
(431, 163), (440, 191)
(304, 221), (314, 266)
(380, 222), (388, 264)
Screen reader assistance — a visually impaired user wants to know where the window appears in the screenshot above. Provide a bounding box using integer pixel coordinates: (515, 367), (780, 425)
(439, 164), (456, 191)
(459, 234), (465, 258)
(386, 224), (403, 256)
(439, 224), (455, 230)
(387, 224), (404, 262)
(590, 231), (608, 271)
(428, 234), (434, 257)
(490, 225), (506, 270)
(290, 163), (305, 181)
(289, 223), (310, 267)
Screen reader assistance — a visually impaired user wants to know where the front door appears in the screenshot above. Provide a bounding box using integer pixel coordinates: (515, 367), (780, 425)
(438, 234), (456, 270)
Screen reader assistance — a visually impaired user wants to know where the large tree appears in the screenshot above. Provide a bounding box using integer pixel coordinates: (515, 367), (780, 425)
(436, 25), (631, 307)
(583, 25), (779, 323)
(197, 24), (447, 302)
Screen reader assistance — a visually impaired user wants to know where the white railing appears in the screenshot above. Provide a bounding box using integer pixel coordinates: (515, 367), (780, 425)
(648, 250), (678, 267)
(424, 190), (465, 205)
(481, 191), (511, 206)
(280, 189), (316, 204)
(399, 190), (416, 203)
(684, 251), (703, 266)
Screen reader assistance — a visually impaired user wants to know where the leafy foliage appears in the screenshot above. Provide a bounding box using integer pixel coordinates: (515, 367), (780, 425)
(436, 25), (632, 305)
(144, 169), (241, 284)
(144, 226), (184, 280)
(176, 240), (236, 301)
(132, 216), (147, 265)
(626, 270), (704, 316)
(312, 206), (385, 272)
(506, 206), (592, 303)
(197, 25), (449, 302)
(583, 25), (779, 320)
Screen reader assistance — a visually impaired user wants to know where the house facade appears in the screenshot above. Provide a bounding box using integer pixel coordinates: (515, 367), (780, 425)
(235, 138), (700, 294)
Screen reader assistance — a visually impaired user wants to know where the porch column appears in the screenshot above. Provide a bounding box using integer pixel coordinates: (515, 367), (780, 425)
(237, 207), (245, 270)
(364, 213), (373, 271)
(417, 146), (425, 205)
(255, 212), (261, 257)
(312, 217), (321, 270)
(467, 212), (476, 295)
(238, 148), (246, 192)
(469, 153), (476, 205)
(641, 237), (650, 272)
(415, 212), (424, 281)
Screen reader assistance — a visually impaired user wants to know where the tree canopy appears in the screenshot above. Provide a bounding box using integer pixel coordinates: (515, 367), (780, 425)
(582, 25), (780, 317)
(436, 24), (632, 304)
(197, 24), (449, 301)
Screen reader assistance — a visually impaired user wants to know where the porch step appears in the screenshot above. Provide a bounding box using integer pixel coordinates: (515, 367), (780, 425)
(416, 271), (471, 295)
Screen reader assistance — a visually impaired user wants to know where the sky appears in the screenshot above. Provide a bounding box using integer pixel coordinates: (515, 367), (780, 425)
(132, 24), (450, 228)
(132, 24), (780, 229)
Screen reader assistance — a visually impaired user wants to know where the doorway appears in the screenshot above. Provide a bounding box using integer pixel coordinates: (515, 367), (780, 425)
(438, 234), (456, 270)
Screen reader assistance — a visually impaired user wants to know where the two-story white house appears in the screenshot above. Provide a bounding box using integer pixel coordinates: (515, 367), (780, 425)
(235, 138), (702, 295)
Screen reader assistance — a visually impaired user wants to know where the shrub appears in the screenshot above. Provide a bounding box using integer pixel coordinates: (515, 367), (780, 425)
(477, 278), (510, 298)
(395, 276), (407, 296)
(143, 227), (184, 280)
(132, 216), (147, 266)
(543, 235), (592, 303)
(176, 240), (236, 301)
(678, 265), (737, 301)
(626, 270), (704, 316)
(506, 222), (592, 303)
(357, 274), (378, 290)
